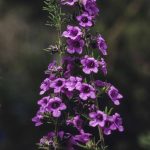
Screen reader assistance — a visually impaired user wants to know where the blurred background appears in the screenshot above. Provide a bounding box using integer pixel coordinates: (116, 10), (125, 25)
(0, 0), (150, 149)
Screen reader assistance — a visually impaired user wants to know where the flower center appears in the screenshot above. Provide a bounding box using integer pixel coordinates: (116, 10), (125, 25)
(83, 86), (90, 93)
(51, 101), (60, 109)
(71, 29), (78, 37)
(105, 120), (111, 128)
(43, 98), (48, 104)
(87, 60), (95, 68)
(81, 16), (88, 23)
(56, 80), (63, 87)
(73, 41), (80, 48)
(96, 114), (103, 121)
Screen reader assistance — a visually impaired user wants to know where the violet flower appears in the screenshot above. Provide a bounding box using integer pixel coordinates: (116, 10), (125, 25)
(113, 113), (124, 132)
(89, 110), (107, 127)
(62, 25), (82, 40)
(84, 1), (99, 17)
(81, 55), (99, 74)
(77, 12), (93, 28)
(97, 35), (108, 56)
(103, 116), (116, 135)
(39, 132), (55, 146)
(76, 83), (96, 100)
(72, 130), (91, 144)
(107, 85), (123, 105)
(46, 61), (63, 74)
(40, 78), (51, 95)
(99, 58), (107, 76)
(32, 109), (44, 126)
(95, 80), (109, 87)
(46, 97), (66, 118)
(67, 38), (85, 54)
(61, 0), (78, 6)
(65, 76), (82, 91)
(37, 96), (50, 108)
(80, 0), (96, 6)
(50, 78), (66, 93)
(67, 115), (83, 130)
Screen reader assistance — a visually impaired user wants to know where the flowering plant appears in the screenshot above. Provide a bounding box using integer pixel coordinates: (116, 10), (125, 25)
(32, 0), (124, 149)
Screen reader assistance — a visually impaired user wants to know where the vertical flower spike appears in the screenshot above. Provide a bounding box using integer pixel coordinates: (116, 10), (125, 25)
(32, 0), (124, 149)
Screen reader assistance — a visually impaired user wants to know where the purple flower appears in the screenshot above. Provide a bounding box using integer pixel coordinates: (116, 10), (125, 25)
(113, 113), (124, 132)
(103, 116), (116, 135)
(32, 115), (43, 127)
(39, 132), (55, 146)
(72, 130), (91, 144)
(89, 110), (107, 127)
(50, 78), (65, 93)
(95, 80), (109, 87)
(32, 109), (44, 126)
(99, 58), (107, 75)
(62, 25), (82, 40)
(61, 0), (78, 6)
(45, 61), (63, 74)
(107, 85), (123, 105)
(46, 97), (66, 117)
(67, 38), (85, 54)
(77, 12), (93, 28)
(65, 76), (82, 91)
(80, 0), (96, 6)
(84, 1), (99, 17)
(67, 115), (83, 130)
(97, 35), (108, 56)
(40, 78), (51, 95)
(37, 96), (50, 108)
(76, 83), (96, 100)
(81, 55), (99, 74)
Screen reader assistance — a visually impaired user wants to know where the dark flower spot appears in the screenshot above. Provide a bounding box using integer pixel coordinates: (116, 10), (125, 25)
(81, 17), (88, 23)
(83, 86), (90, 93)
(71, 29), (78, 37)
(96, 114), (103, 121)
(56, 80), (63, 87)
(105, 120), (111, 128)
(43, 98), (48, 104)
(51, 101), (60, 109)
(73, 41), (80, 48)
(87, 60), (95, 68)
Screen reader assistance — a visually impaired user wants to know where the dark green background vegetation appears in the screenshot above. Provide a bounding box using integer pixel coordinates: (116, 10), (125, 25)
(0, 0), (150, 149)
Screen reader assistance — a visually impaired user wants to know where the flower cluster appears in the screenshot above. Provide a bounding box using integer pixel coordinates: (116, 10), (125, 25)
(89, 111), (124, 135)
(33, 0), (124, 149)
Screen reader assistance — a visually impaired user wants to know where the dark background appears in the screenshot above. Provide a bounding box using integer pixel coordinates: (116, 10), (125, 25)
(0, 0), (150, 149)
